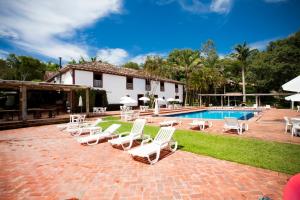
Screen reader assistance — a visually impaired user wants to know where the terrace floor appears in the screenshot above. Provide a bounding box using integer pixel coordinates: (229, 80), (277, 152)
(0, 124), (290, 199)
(151, 108), (300, 144)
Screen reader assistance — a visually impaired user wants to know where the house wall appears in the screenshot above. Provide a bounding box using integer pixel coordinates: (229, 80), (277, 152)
(57, 69), (184, 105)
(61, 70), (73, 84)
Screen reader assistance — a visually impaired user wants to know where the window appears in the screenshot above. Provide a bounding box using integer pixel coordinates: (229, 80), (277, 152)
(160, 81), (165, 92)
(93, 73), (103, 88)
(145, 79), (151, 91)
(175, 84), (179, 93)
(126, 77), (133, 90)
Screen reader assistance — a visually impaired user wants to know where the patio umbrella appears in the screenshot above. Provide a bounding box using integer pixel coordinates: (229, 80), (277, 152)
(120, 96), (137, 106)
(154, 99), (159, 115)
(282, 75), (300, 92)
(156, 97), (165, 104)
(78, 95), (83, 113)
(174, 98), (182, 102)
(139, 96), (150, 101)
(120, 96), (129, 101)
(167, 98), (176, 102)
(285, 93), (300, 110)
(285, 94), (300, 102)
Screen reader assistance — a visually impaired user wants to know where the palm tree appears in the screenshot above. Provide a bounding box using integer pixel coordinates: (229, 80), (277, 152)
(167, 49), (202, 105)
(234, 42), (253, 103)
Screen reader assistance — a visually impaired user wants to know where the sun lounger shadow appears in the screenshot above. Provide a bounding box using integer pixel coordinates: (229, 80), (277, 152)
(131, 149), (175, 165)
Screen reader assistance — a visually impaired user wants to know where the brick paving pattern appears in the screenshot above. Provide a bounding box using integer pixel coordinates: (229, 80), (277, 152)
(0, 124), (290, 199)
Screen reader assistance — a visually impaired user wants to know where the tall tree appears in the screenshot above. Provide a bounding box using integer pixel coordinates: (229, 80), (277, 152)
(167, 49), (201, 105)
(234, 42), (253, 102)
(143, 56), (170, 79)
(122, 61), (140, 70)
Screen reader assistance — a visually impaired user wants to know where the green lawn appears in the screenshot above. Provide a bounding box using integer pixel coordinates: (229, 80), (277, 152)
(100, 116), (300, 175)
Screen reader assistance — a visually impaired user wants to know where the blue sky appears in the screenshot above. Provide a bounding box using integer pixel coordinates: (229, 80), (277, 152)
(0, 0), (299, 65)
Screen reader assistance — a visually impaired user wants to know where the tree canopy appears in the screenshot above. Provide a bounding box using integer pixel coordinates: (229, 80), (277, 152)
(1, 30), (300, 106)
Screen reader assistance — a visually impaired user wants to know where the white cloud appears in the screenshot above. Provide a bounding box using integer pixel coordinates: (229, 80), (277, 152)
(0, 49), (9, 59)
(249, 37), (279, 50)
(156, 0), (234, 14)
(264, 0), (287, 3)
(0, 0), (123, 60)
(210, 0), (233, 14)
(130, 52), (165, 64)
(96, 48), (165, 65)
(97, 48), (128, 65)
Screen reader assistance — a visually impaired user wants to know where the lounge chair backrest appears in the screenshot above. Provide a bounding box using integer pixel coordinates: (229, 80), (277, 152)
(224, 117), (239, 127)
(154, 127), (176, 145)
(79, 115), (86, 123)
(104, 124), (121, 134)
(91, 118), (103, 127)
(130, 118), (146, 137)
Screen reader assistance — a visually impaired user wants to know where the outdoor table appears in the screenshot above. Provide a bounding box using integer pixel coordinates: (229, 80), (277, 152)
(291, 118), (300, 125)
(292, 124), (300, 137)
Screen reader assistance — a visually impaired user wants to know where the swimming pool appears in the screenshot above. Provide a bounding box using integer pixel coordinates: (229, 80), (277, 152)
(166, 110), (256, 120)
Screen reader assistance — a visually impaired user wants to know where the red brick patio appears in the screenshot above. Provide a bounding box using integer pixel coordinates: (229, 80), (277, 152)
(0, 124), (290, 199)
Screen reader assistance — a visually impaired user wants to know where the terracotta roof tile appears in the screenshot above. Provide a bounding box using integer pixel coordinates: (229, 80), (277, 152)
(47, 62), (183, 84)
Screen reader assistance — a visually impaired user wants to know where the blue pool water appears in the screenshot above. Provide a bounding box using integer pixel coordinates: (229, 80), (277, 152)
(167, 110), (256, 120)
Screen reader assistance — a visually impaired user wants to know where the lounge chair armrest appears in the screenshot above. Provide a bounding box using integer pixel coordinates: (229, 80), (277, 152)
(141, 135), (153, 145)
(89, 127), (102, 135)
(118, 131), (130, 138)
(240, 122), (248, 131)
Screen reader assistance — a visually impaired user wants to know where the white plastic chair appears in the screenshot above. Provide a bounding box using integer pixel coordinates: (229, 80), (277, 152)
(297, 106), (300, 112)
(77, 124), (121, 145)
(159, 120), (178, 127)
(108, 118), (147, 150)
(223, 117), (248, 135)
(284, 116), (292, 133)
(189, 120), (213, 130)
(128, 127), (177, 165)
(69, 118), (103, 136)
(57, 114), (86, 131)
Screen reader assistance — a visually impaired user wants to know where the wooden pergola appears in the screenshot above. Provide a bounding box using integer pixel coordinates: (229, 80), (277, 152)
(0, 80), (91, 121)
(198, 92), (293, 107)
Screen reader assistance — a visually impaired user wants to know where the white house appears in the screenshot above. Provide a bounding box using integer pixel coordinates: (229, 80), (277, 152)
(47, 62), (184, 107)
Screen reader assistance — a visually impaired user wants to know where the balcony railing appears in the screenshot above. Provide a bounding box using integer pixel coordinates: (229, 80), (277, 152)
(93, 79), (103, 88)
(126, 83), (133, 90)
(145, 85), (151, 91)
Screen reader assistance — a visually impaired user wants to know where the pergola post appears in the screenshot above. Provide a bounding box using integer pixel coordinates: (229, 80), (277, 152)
(255, 96), (258, 106)
(221, 96), (223, 107)
(227, 96), (230, 106)
(292, 101), (294, 110)
(85, 88), (90, 115)
(200, 96), (202, 107)
(20, 86), (27, 121)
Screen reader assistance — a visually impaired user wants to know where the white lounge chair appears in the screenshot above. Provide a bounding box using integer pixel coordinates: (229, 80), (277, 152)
(77, 124), (121, 145)
(128, 127), (177, 165)
(108, 118), (147, 150)
(159, 120), (178, 127)
(265, 105), (271, 109)
(57, 114), (86, 131)
(69, 118), (103, 136)
(284, 117), (293, 133)
(223, 117), (248, 135)
(297, 106), (300, 112)
(189, 120), (213, 130)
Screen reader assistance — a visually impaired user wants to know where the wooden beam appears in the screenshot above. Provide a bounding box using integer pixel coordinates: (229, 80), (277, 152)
(20, 86), (27, 121)
(85, 88), (90, 115)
